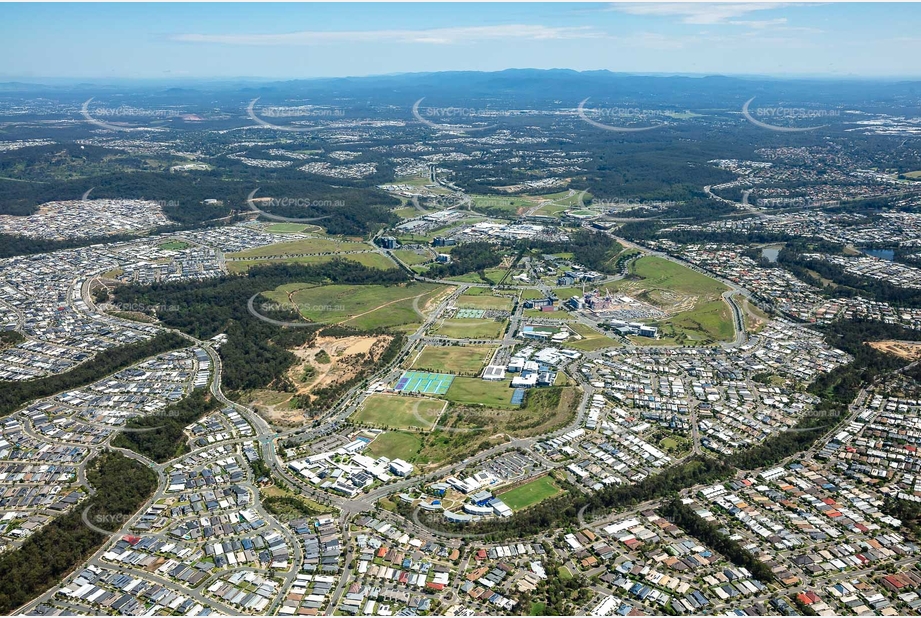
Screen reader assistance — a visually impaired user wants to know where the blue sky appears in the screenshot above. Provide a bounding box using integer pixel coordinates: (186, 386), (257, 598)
(2, 3), (919, 80)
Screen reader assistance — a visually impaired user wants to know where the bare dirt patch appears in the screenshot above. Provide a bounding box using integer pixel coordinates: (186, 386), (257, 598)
(868, 340), (921, 360)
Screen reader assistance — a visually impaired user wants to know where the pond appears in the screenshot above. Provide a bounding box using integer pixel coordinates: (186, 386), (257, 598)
(761, 247), (780, 263)
(862, 248), (895, 261)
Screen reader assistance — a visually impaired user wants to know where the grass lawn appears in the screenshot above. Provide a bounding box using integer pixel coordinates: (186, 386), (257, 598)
(265, 223), (309, 233)
(393, 249), (431, 265)
(228, 237), (368, 258)
(260, 282), (444, 329)
(352, 394), (446, 431)
(433, 318), (507, 339)
(460, 286), (493, 296)
(456, 294), (513, 311)
(558, 566), (573, 581)
(568, 322), (619, 351)
(497, 476), (562, 511)
(158, 240), (190, 251)
(445, 377), (515, 407)
(367, 431), (423, 461)
(227, 252), (396, 273)
(613, 255), (734, 345)
(629, 256), (727, 297)
(410, 344), (496, 375)
(471, 194), (534, 216)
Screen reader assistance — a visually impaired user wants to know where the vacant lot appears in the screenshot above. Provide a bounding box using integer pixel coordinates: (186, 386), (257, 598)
(869, 340), (921, 360)
(497, 476), (562, 511)
(456, 294), (513, 311)
(410, 345), (496, 376)
(628, 256), (727, 296)
(445, 377), (514, 407)
(352, 394), (446, 431)
(393, 249), (431, 265)
(433, 318), (507, 339)
(568, 323), (619, 351)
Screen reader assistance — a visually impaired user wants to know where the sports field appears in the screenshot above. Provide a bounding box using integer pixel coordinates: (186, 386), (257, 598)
(352, 394), (446, 431)
(394, 370), (456, 395)
(434, 318), (507, 339)
(265, 223), (309, 233)
(497, 476), (562, 511)
(410, 345), (496, 375)
(455, 309), (485, 318)
(367, 431), (422, 461)
(456, 294), (514, 311)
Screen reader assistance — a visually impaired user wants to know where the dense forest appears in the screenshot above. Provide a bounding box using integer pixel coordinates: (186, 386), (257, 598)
(0, 451), (157, 614)
(0, 331), (188, 418)
(426, 241), (503, 278)
(523, 230), (624, 274)
(112, 388), (220, 462)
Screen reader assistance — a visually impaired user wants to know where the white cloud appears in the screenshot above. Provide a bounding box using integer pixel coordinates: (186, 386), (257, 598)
(610, 3), (790, 25)
(173, 24), (604, 46)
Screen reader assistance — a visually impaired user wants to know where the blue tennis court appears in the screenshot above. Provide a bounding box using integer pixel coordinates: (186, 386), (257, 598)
(394, 370), (455, 395)
(511, 388), (526, 405)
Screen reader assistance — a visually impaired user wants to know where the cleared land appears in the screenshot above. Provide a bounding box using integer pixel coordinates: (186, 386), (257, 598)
(613, 256), (733, 345)
(433, 318), (507, 339)
(260, 282), (446, 330)
(370, 387), (577, 470)
(497, 476), (562, 511)
(869, 340), (921, 360)
(352, 394), (446, 431)
(410, 345), (496, 376)
(568, 323), (619, 351)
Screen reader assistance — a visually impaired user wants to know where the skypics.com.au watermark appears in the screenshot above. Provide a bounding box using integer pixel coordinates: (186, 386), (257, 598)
(98, 302), (180, 313)
(259, 302), (345, 314)
(81, 97), (170, 132)
(260, 106), (345, 118)
(90, 105), (182, 119)
(247, 98), (336, 133)
(577, 98), (670, 133)
(412, 98), (496, 132)
(742, 97), (838, 132)
(246, 188), (338, 223)
(264, 197), (345, 210)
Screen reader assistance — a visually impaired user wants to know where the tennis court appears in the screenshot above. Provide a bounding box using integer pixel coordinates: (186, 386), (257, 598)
(394, 370), (456, 395)
(456, 308), (485, 318)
